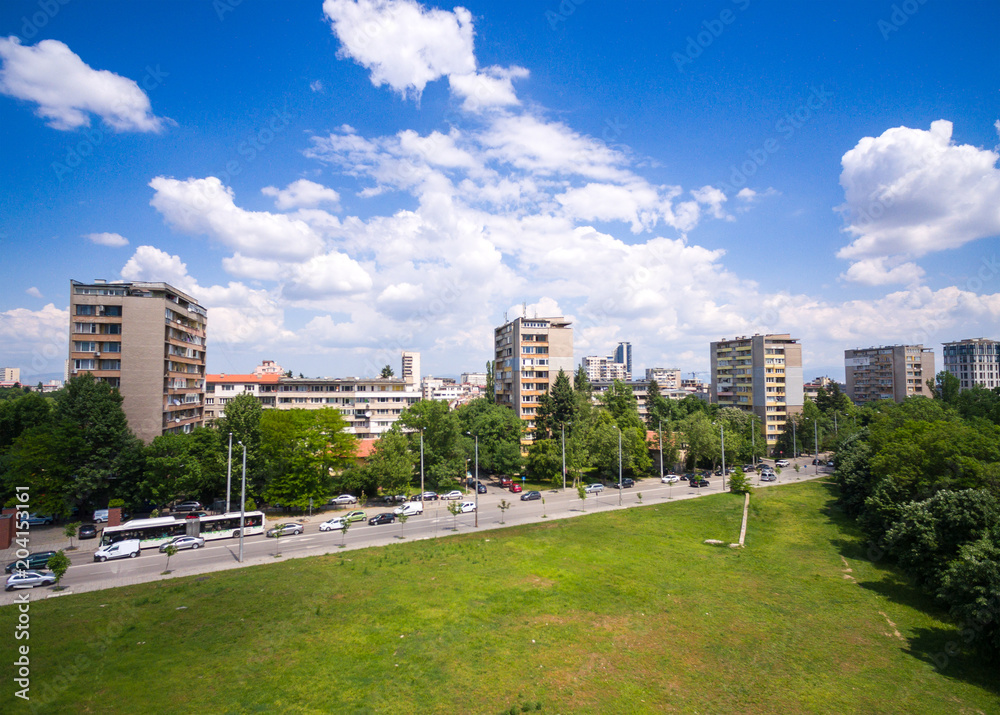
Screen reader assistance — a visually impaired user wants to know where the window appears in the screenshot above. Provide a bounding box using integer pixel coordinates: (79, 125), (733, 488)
(74, 341), (98, 352)
(102, 305), (122, 316)
(74, 359), (96, 370)
(101, 342), (121, 352)
(76, 305), (95, 315)
(99, 359), (121, 370)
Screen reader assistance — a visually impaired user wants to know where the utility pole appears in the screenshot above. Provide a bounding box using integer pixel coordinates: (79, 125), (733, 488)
(561, 423), (566, 491)
(658, 420), (664, 481)
(226, 432), (233, 513)
(238, 441), (246, 563)
(720, 423), (727, 491)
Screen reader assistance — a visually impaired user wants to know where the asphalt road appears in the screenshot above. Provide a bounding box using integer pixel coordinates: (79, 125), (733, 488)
(1, 458), (833, 605)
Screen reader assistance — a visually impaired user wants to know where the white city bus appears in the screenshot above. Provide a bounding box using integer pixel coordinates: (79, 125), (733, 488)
(100, 511), (265, 549)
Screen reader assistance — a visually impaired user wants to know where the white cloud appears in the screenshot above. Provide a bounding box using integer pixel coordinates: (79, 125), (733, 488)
(449, 65), (529, 111)
(149, 176), (325, 261)
(310, 79), (325, 93)
(84, 231), (129, 247)
(262, 179), (341, 210)
(322, 0), (475, 100)
(0, 303), (69, 374)
(839, 257), (925, 286)
(282, 251), (373, 299)
(120, 245), (196, 293)
(25, 287), (42, 298)
(837, 120), (1000, 283)
(0, 37), (167, 132)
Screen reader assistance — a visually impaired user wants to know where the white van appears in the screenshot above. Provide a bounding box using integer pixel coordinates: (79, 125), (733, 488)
(393, 501), (424, 517)
(93, 509), (109, 523)
(93, 539), (141, 562)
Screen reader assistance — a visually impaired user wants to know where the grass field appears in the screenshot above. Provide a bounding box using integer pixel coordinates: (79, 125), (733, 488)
(4, 481), (998, 714)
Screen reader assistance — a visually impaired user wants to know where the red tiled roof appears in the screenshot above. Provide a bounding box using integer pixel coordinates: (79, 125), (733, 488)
(206, 374), (281, 384)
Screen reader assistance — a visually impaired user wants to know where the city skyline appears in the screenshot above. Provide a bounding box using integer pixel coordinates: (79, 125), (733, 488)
(2, 1), (999, 383)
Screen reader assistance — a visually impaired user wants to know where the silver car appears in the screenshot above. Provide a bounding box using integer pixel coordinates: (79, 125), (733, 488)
(159, 535), (205, 552)
(267, 523), (304, 537)
(5, 570), (56, 591)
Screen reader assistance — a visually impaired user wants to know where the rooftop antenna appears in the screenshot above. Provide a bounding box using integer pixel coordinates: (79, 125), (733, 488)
(522, 302), (527, 318)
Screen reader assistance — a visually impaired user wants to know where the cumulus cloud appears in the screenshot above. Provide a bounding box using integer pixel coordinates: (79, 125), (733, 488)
(121, 245), (196, 293)
(262, 179), (341, 210)
(323, 0), (475, 100)
(0, 303), (69, 373)
(839, 257), (925, 287)
(149, 176), (325, 261)
(449, 65), (529, 111)
(837, 120), (1000, 283)
(0, 37), (167, 132)
(84, 231), (129, 247)
(25, 287), (42, 298)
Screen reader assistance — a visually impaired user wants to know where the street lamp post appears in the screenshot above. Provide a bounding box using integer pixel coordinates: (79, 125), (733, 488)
(792, 418), (797, 460)
(658, 420), (664, 482)
(419, 428), (425, 503)
(238, 440), (247, 563)
(466, 432), (479, 528)
(615, 425), (622, 506)
(226, 432), (233, 513)
(814, 419), (820, 475)
(720, 424), (727, 491)
(750, 418), (756, 469)
(561, 423), (566, 491)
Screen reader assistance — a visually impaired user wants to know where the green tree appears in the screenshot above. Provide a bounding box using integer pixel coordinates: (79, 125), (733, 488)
(162, 543), (178, 573)
(456, 398), (524, 476)
(47, 550), (70, 589)
(364, 427), (414, 498)
(645, 379), (675, 430)
(140, 432), (200, 509)
(212, 393), (265, 496)
(679, 411), (718, 469)
(399, 400), (464, 490)
(0, 390), (53, 452)
(937, 530), (1000, 658)
(260, 408), (357, 510)
(380, 365), (394, 378)
(64, 521), (81, 550)
(485, 361), (495, 404)
(525, 438), (562, 484)
(1, 420), (82, 517)
(928, 370), (960, 405)
(728, 468), (754, 494)
(600, 381), (645, 433)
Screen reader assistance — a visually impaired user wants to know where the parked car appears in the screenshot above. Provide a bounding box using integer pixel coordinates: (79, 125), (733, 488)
(812, 458), (822, 465)
(184, 511), (209, 519)
(5, 570), (56, 591)
(499, 477), (513, 488)
(610, 478), (635, 489)
(24, 513), (54, 525)
(509, 483), (523, 493)
(5, 551), (57, 574)
(459, 501), (477, 512)
(661, 474), (680, 483)
(78, 524), (98, 540)
(421, 491), (439, 501)
(476, 483), (488, 494)
(173, 501), (202, 512)
(159, 535), (205, 552)
(94, 539), (141, 562)
(827, 460), (835, 468)
(760, 473), (777, 482)
(441, 490), (463, 500)
(689, 478), (710, 488)
(682, 473), (694, 481)
(775, 459), (790, 468)
(742, 464), (755, 472)
(520, 491), (541, 502)
(585, 483), (604, 493)
(382, 494), (406, 503)
(393, 502), (424, 517)
(332, 494), (358, 505)
(319, 517), (346, 532)
(343, 510), (367, 523)
(266, 523), (303, 537)
(369, 512), (396, 526)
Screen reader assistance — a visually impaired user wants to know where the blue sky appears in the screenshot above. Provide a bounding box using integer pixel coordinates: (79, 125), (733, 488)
(1, 0), (999, 383)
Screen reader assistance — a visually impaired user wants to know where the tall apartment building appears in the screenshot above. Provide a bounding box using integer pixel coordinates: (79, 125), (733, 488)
(613, 342), (633, 379)
(645, 367), (682, 389)
(942, 338), (999, 390)
(494, 316), (574, 441)
(709, 334), (804, 450)
(401, 350), (421, 388)
(69, 279), (207, 443)
(581, 355), (629, 382)
(844, 345), (934, 403)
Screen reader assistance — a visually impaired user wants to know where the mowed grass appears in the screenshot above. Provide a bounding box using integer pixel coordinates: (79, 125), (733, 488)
(4, 481), (998, 714)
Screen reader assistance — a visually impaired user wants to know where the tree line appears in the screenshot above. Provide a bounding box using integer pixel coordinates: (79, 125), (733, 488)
(832, 382), (1000, 662)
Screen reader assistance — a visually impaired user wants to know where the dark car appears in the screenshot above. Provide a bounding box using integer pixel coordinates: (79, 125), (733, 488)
(520, 490), (541, 501)
(812, 458), (821, 465)
(369, 512), (396, 526)
(5, 551), (57, 574)
(477, 483), (487, 494)
(689, 478), (710, 488)
(681, 473), (693, 481)
(420, 491), (439, 501)
(78, 524), (98, 540)
(611, 478), (635, 489)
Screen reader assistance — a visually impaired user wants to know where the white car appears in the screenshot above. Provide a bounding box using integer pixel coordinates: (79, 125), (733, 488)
(332, 494), (358, 505)
(319, 517), (346, 532)
(661, 474), (680, 483)
(585, 483), (604, 493)
(775, 459), (789, 468)
(441, 490), (463, 500)
(459, 501), (476, 513)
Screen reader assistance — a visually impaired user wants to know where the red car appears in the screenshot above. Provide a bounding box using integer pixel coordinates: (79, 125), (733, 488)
(509, 483), (523, 493)
(499, 477), (513, 488)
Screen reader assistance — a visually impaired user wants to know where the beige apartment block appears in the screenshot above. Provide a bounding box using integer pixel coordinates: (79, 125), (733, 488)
(494, 316), (574, 442)
(844, 345), (934, 403)
(68, 279), (207, 443)
(709, 333), (804, 450)
(942, 338), (999, 390)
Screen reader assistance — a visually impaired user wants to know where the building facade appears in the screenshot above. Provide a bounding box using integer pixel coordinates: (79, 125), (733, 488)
(581, 355), (629, 382)
(613, 342), (633, 380)
(645, 367), (682, 389)
(844, 345), (934, 403)
(494, 316), (574, 441)
(942, 338), (999, 390)
(68, 279), (207, 443)
(709, 334), (804, 451)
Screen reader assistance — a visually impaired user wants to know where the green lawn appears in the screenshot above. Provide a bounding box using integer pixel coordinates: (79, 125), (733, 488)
(4, 481), (998, 714)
